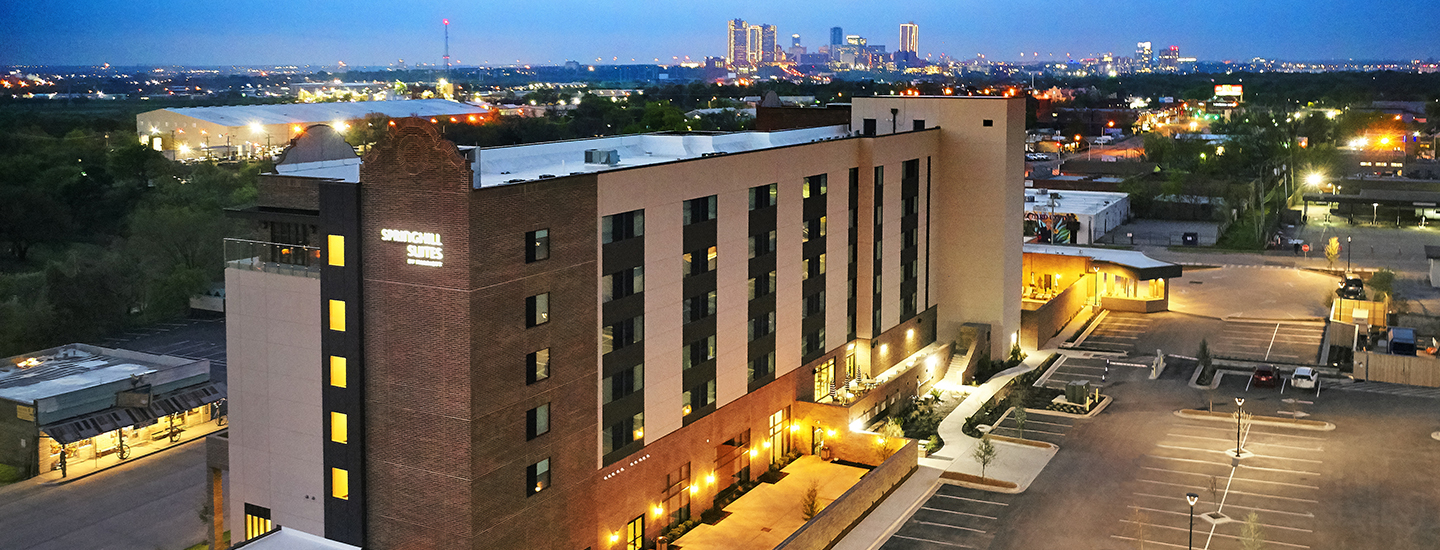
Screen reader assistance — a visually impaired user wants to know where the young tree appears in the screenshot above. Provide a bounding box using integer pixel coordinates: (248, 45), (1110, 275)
(972, 435), (998, 481)
(1012, 406), (1028, 439)
(800, 480), (820, 520)
(874, 418), (906, 464)
(1240, 511), (1268, 550)
(1325, 237), (1340, 268)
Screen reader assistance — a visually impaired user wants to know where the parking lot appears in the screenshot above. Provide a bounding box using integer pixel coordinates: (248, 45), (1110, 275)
(1212, 320), (1325, 365)
(989, 409), (1076, 446)
(1077, 312), (1152, 355)
(96, 317), (227, 381)
(880, 484), (1018, 550)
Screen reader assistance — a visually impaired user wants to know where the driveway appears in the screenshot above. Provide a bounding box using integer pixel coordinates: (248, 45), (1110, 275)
(1170, 267), (1337, 320)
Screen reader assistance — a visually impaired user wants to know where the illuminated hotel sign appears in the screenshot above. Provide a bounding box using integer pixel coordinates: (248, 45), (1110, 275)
(380, 229), (444, 267)
(1214, 84), (1243, 98)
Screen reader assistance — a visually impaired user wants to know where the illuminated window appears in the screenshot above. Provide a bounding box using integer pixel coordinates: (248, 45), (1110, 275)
(329, 356), (347, 388)
(803, 174), (827, 198)
(526, 349), (550, 384)
(526, 293), (549, 327)
(626, 515), (644, 550)
(328, 300), (346, 331)
(527, 458), (551, 496)
(331, 468), (349, 500)
(525, 229), (550, 263)
(331, 412), (348, 444)
(243, 504), (273, 540)
(683, 196), (717, 225)
(327, 235), (345, 266)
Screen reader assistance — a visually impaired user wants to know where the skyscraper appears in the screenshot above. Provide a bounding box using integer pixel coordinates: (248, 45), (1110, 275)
(1135, 41), (1153, 71)
(792, 34), (801, 48)
(747, 25), (762, 64)
(899, 22), (918, 54)
(830, 26), (844, 46)
(727, 19), (749, 66)
(1157, 45), (1180, 71)
(759, 24), (778, 64)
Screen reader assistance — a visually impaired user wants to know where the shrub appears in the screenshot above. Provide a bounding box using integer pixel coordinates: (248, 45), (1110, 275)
(0, 462), (22, 484)
(800, 480), (821, 520)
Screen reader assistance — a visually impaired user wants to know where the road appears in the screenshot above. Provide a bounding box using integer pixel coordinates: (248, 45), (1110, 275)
(0, 438), (220, 550)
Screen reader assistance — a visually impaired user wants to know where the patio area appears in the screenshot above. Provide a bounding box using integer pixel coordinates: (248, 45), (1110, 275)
(673, 455), (867, 550)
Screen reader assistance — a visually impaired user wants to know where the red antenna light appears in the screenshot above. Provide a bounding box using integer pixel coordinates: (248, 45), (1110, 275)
(443, 19), (449, 25)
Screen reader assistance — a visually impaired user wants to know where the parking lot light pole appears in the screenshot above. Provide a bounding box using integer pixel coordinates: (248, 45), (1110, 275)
(1234, 397), (1245, 458)
(1346, 236), (1352, 272)
(1186, 492), (1200, 549)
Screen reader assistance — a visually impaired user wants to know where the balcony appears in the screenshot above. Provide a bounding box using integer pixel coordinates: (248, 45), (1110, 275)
(224, 238), (322, 279)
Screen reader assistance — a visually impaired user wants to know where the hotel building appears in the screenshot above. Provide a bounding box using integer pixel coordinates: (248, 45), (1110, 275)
(217, 95), (1023, 549)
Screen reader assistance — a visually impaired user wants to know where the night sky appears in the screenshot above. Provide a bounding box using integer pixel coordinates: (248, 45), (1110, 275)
(3, 0), (1437, 67)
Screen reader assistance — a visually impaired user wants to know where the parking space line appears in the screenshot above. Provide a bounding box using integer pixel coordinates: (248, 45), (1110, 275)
(1132, 493), (1315, 518)
(919, 507), (997, 520)
(1118, 520), (1312, 548)
(1127, 506), (1314, 533)
(1154, 444), (1324, 463)
(1059, 364), (1108, 370)
(1013, 419), (1071, 428)
(1138, 480), (1320, 504)
(1175, 424), (1326, 441)
(1145, 455), (1321, 476)
(932, 494), (1009, 506)
(992, 426), (1066, 437)
(888, 535), (975, 548)
(1140, 467), (1320, 490)
(914, 520), (985, 534)
(1109, 535), (1187, 549)
(1164, 433), (1323, 452)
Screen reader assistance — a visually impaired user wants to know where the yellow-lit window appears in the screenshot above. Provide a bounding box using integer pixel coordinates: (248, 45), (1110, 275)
(328, 235), (345, 267)
(329, 356), (347, 388)
(245, 513), (272, 539)
(331, 412), (348, 444)
(331, 468), (349, 500)
(329, 300), (346, 331)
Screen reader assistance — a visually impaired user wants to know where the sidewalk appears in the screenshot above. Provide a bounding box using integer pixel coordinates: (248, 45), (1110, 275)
(832, 311), (1099, 550)
(0, 419), (225, 494)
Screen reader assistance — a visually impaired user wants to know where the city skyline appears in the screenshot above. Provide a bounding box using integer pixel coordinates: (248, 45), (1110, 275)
(3, 1), (1440, 67)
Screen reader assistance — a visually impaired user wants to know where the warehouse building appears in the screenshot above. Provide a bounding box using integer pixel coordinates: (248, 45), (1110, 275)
(135, 99), (489, 160)
(214, 95), (1024, 550)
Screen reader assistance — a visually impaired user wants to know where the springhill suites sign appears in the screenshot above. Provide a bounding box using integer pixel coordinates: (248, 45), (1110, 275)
(380, 229), (444, 267)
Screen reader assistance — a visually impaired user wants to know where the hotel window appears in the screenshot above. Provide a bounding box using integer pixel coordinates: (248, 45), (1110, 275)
(602, 315), (644, 354)
(329, 356), (347, 388)
(527, 458), (551, 496)
(903, 260), (918, 281)
(902, 228), (917, 249)
(527, 348), (550, 384)
(748, 351), (775, 382)
(803, 328), (826, 357)
(328, 300), (346, 331)
(604, 413), (644, 454)
(526, 403), (550, 440)
(748, 270), (776, 300)
(526, 293), (549, 327)
(525, 229), (550, 262)
(749, 230), (776, 258)
(748, 311), (776, 341)
(683, 291), (718, 322)
(603, 266), (645, 302)
(683, 195), (717, 225)
(683, 246), (718, 277)
(902, 290), (918, 318)
(802, 216), (827, 242)
(802, 254), (826, 280)
(903, 196), (919, 216)
(663, 463), (692, 526)
(327, 235), (345, 267)
(749, 183), (778, 210)
(804, 291), (826, 318)
(331, 468), (350, 500)
(683, 380), (717, 414)
(682, 335), (717, 369)
(904, 158), (920, 180)
(803, 174), (827, 198)
(602, 210), (645, 244)
(626, 515), (644, 550)
(602, 364), (643, 404)
(330, 412), (348, 444)
(244, 504), (273, 540)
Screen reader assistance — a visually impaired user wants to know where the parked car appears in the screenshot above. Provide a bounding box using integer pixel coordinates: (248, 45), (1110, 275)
(1337, 275), (1365, 299)
(1250, 365), (1278, 388)
(1290, 367), (1317, 389)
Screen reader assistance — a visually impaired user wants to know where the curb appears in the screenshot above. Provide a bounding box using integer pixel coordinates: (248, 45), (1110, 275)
(1188, 364), (1224, 390)
(1172, 409), (1335, 431)
(1023, 395), (1113, 419)
(1069, 309), (1109, 348)
(938, 471), (1022, 493)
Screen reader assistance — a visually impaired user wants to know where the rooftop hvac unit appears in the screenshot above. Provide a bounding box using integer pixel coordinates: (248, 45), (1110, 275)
(584, 149), (620, 165)
(1024, 195), (1037, 202)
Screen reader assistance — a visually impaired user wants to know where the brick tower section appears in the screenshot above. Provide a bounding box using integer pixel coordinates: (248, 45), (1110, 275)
(360, 119), (477, 548)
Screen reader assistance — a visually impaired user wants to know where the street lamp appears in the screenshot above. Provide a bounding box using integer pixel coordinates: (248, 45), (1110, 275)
(1306, 173), (1323, 188)
(1372, 203), (1380, 226)
(1234, 397), (1245, 458)
(1346, 236), (1352, 272)
(1186, 492), (1200, 550)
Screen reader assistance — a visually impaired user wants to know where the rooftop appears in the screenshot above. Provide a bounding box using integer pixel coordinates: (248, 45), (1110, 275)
(1024, 243), (1180, 276)
(1025, 188), (1129, 215)
(473, 125), (852, 187)
(140, 99), (488, 128)
(0, 344), (201, 403)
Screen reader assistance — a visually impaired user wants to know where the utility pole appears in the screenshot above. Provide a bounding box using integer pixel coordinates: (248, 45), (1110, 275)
(443, 19), (451, 79)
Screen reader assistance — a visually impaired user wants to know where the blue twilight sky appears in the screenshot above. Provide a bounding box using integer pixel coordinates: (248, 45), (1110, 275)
(2, 0), (1437, 67)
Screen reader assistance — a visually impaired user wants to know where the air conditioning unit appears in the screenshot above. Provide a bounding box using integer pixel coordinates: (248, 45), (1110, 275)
(1024, 195), (1037, 203)
(584, 149), (620, 165)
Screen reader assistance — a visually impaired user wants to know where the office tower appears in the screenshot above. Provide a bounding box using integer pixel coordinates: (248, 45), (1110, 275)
(788, 34), (806, 59)
(899, 22), (918, 54)
(1157, 45), (1180, 71)
(759, 24), (778, 64)
(1135, 41), (1153, 71)
(728, 19), (749, 66)
(747, 25), (762, 64)
(219, 94), (1024, 550)
(830, 27), (844, 46)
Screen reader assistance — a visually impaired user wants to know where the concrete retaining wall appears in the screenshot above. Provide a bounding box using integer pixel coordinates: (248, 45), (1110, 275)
(773, 439), (919, 550)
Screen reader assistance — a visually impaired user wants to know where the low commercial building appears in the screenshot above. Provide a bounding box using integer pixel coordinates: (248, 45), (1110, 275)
(219, 94), (1023, 550)
(135, 99), (490, 160)
(0, 344), (224, 480)
(1024, 188), (1130, 245)
(1019, 244), (1181, 348)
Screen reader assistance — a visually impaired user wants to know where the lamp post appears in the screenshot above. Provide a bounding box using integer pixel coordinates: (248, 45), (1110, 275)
(1234, 397), (1245, 458)
(1186, 492), (1200, 550)
(1346, 236), (1352, 272)
(1372, 203), (1379, 226)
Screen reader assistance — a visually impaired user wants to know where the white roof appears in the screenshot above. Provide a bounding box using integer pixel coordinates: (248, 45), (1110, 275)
(143, 99), (488, 128)
(0, 344), (189, 403)
(1025, 188), (1129, 216)
(237, 528), (360, 550)
(1023, 243), (1175, 270)
(474, 125), (852, 187)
